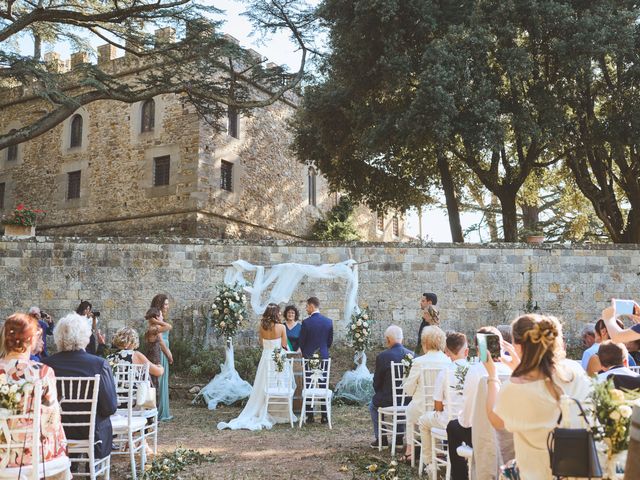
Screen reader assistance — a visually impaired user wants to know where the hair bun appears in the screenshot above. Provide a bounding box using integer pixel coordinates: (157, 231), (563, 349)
(523, 317), (558, 349)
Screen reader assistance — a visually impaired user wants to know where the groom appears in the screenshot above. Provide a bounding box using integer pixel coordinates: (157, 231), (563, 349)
(298, 296), (333, 424)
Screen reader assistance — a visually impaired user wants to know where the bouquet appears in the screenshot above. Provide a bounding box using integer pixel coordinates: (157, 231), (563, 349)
(208, 283), (248, 341)
(347, 306), (373, 353)
(590, 378), (639, 455)
(1, 203), (45, 227)
(272, 347), (286, 373)
(0, 374), (31, 416)
(309, 351), (322, 373)
(401, 353), (414, 379)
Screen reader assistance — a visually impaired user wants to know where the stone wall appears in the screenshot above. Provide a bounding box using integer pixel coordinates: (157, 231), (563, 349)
(0, 237), (638, 348)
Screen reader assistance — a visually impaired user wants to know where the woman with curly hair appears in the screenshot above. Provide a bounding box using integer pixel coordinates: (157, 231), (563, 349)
(484, 315), (592, 480)
(283, 305), (302, 351)
(218, 304), (290, 431)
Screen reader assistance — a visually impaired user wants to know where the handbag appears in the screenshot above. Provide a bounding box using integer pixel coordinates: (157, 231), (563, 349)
(136, 380), (157, 409)
(547, 396), (602, 478)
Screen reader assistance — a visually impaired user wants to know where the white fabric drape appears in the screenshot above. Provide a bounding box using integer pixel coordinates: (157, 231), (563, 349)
(223, 259), (360, 322)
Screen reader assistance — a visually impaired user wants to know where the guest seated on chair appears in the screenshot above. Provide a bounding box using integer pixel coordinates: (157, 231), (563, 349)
(0, 313), (69, 472)
(369, 325), (413, 448)
(402, 326), (450, 460)
(42, 312), (118, 461)
(446, 326), (511, 480)
(108, 327), (165, 379)
(596, 340), (639, 382)
(416, 332), (469, 465)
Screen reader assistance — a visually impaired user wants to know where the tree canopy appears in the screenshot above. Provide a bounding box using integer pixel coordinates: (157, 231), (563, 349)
(294, 0), (640, 243)
(0, 0), (318, 150)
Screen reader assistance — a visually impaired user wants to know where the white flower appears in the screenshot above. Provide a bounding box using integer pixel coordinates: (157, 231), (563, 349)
(363, 321), (368, 327)
(235, 294), (239, 300)
(355, 333), (360, 338)
(356, 320), (362, 326)
(611, 389), (625, 402)
(363, 314), (369, 320)
(610, 410), (621, 421)
(238, 315), (243, 321)
(9, 384), (18, 393)
(219, 321), (226, 328)
(0, 374), (7, 384)
(0, 385), (8, 395)
(619, 405), (633, 419)
(351, 325), (356, 330)
(213, 309), (219, 315)
(14, 393), (21, 402)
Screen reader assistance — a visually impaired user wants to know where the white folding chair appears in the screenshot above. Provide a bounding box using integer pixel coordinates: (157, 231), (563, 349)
(111, 364), (147, 480)
(428, 372), (465, 479)
(377, 361), (408, 454)
(299, 358), (333, 429)
(0, 381), (72, 480)
(57, 375), (110, 479)
(265, 356), (296, 427)
(122, 363), (158, 455)
(408, 366), (444, 467)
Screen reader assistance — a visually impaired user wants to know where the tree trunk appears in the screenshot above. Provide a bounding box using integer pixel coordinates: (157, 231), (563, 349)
(498, 190), (519, 242)
(521, 202), (539, 231)
(33, 33), (42, 60)
(437, 154), (464, 242)
(487, 195), (500, 241)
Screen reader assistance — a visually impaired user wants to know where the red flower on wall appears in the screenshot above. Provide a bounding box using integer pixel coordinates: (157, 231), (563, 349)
(1, 203), (46, 227)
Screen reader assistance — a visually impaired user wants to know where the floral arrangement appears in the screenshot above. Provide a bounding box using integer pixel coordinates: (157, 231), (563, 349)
(401, 353), (414, 379)
(346, 306), (373, 352)
(272, 347), (286, 373)
(590, 379), (640, 455)
(208, 283), (248, 341)
(0, 374), (31, 415)
(454, 364), (470, 392)
(309, 351), (322, 373)
(1, 203), (45, 227)
(142, 447), (216, 480)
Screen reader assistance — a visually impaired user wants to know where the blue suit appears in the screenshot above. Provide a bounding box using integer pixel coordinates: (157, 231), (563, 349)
(372, 343), (414, 408)
(42, 350), (118, 459)
(298, 311), (333, 359)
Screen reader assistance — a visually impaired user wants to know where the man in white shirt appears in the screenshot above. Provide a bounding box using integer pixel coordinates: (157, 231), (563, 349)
(447, 326), (512, 480)
(596, 340), (639, 382)
(417, 332), (469, 465)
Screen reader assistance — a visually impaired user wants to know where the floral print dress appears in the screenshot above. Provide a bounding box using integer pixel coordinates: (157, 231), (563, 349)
(0, 358), (67, 468)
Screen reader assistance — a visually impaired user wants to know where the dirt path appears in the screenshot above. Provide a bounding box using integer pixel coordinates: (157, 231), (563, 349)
(110, 399), (410, 479)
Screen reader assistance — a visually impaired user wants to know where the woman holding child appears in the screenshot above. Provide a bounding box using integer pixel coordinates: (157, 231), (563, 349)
(150, 294), (174, 421)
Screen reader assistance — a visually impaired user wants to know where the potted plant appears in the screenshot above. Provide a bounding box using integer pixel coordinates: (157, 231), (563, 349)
(2, 203), (45, 237)
(522, 227), (545, 244)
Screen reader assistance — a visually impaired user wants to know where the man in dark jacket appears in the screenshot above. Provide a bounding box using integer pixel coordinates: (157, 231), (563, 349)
(370, 325), (413, 448)
(42, 312), (118, 460)
(298, 296), (333, 423)
(416, 292), (439, 353)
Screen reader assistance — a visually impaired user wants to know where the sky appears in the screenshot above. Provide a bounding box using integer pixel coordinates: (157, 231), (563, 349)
(20, 0), (477, 242)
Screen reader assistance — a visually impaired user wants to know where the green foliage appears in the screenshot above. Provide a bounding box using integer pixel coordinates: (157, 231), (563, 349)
(311, 197), (361, 241)
(141, 448), (215, 480)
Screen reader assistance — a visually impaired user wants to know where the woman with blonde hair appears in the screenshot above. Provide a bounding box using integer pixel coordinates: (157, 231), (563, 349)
(107, 327), (164, 378)
(484, 315), (591, 480)
(401, 325), (451, 461)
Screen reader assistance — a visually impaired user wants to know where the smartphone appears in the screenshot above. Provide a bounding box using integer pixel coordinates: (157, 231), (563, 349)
(613, 299), (636, 316)
(477, 333), (501, 362)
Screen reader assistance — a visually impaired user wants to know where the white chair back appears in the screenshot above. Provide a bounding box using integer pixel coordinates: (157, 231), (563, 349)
(442, 370), (465, 422)
(56, 375), (100, 451)
(390, 361), (408, 408)
(421, 367), (446, 412)
(301, 358), (331, 390)
(0, 381), (43, 477)
(113, 363), (149, 412)
(266, 356), (295, 391)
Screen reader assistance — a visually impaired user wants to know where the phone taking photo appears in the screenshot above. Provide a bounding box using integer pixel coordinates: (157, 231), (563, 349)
(477, 333), (501, 362)
(613, 298), (636, 316)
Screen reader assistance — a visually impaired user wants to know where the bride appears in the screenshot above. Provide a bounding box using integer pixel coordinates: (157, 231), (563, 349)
(217, 303), (291, 430)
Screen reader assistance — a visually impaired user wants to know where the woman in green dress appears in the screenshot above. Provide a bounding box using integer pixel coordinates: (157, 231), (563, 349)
(151, 293), (173, 421)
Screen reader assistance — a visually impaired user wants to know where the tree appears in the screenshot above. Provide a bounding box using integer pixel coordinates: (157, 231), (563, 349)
(0, 0), (318, 150)
(311, 196), (360, 241)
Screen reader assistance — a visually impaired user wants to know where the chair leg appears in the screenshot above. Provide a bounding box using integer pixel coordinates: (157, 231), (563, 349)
(289, 397), (294, 428)
(153, 413), (159, 455)
(129, 433), (137, 480)
(140, 431), (147, 478)
(327, 398), (332, 429)
(391, 418), (398, 456)
(431, 435), (438, 480)
(104, 456), (111, 480)
(378, 411), (383, 451)
(299, 396), (306, 428)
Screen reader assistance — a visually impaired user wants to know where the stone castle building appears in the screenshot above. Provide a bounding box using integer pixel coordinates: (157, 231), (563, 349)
(0, 30), (407, 241)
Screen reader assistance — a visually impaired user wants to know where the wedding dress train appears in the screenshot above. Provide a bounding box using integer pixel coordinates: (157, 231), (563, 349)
(217, 338), (294, 430)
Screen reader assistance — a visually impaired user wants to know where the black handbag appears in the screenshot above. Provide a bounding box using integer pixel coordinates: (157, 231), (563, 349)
(547, 397), (602, 478)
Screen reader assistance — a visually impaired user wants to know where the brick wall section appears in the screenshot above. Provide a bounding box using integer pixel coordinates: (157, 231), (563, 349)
(0, 237), (638, 346)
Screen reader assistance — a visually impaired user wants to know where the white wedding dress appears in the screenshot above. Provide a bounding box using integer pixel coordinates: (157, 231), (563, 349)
(217, 338), (294, 431)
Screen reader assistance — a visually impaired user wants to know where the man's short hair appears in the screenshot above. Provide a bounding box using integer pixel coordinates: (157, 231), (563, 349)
(423, 293), (438, 305)
(598, 340), (627, 368)
(306, 297), (320, 308)
(54, 312), (91, 351)
(446, 332), (467, 355)
(384, 325), (403, 343)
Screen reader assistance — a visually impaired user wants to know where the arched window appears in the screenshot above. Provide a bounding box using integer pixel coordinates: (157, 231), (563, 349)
(307, 167), (317, 206)
(6, 129), (17, 161)
(141, 99), (155, 133)
(70, 114), (83, 148)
